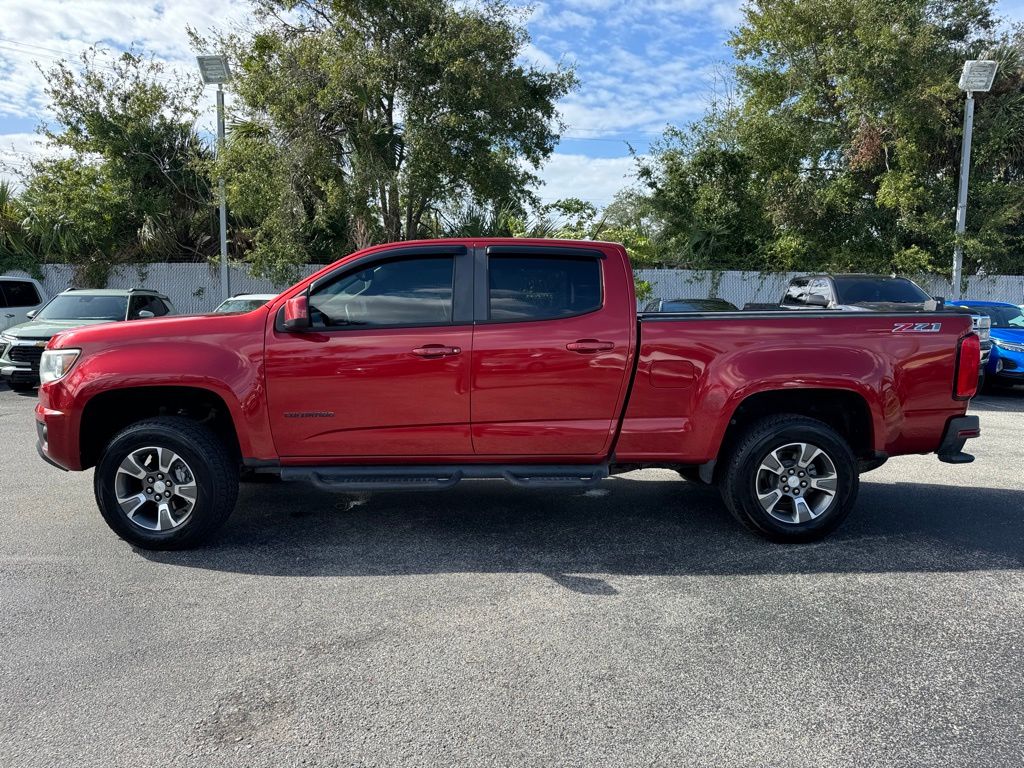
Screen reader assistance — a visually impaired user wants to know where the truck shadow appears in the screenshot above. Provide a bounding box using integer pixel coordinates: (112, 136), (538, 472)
(140, 477), (1024, 591)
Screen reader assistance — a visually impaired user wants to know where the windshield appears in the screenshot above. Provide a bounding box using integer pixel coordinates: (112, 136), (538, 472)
(215, 298), (271, 314)
(833, 277), (930, 304)
(963, 305), (1024, 329)
(37, 294), (127, 321)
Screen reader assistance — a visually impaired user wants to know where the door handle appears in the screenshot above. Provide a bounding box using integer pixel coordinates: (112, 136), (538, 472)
(566, 339), (615, 353)
(412, 345), (462, 358)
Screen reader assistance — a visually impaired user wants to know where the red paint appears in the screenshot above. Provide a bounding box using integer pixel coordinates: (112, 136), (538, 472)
(36, 238), (974, 474)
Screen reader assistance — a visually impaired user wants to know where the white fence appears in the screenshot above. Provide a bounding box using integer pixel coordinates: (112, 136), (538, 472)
(636, 269), (1024, 308)
(7, 263), (1024, 315)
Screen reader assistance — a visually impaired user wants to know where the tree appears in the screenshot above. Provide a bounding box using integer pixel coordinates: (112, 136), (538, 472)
(642, 0), (1024, 276)
(9, 48), (213, 284)
(203, 0), (576, 280)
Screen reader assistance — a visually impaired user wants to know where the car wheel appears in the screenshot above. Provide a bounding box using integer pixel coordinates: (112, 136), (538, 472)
(94, 417), (239, 549)
(719, 415), (858, 542)
(8, 380), (35, 392)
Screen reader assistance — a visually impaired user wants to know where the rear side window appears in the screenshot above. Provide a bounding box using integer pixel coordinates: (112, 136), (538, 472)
(2, 280), (41, 308)
(488, 256), (601, 321)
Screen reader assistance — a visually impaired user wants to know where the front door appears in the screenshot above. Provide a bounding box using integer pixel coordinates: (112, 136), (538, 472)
(470, 246), (633, 457)
(265, 247), (474, 458)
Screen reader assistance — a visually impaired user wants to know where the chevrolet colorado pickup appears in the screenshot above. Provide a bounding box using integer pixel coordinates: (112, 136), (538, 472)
(34, 239), (982, 549)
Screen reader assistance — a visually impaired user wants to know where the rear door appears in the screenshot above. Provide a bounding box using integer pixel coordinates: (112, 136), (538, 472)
(265, 245), (475, 458)
(1, 279), (43, 330)
(470, 244), (634, 457)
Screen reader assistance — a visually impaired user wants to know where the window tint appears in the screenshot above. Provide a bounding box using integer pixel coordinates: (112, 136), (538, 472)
(128, 295), (170, 319)
(488, 256), (601, 321)
(833, 277), (930, 304)
(2, 280), (41, 308)
(0, 285), (6, 309)
(309, 256), (454, 328)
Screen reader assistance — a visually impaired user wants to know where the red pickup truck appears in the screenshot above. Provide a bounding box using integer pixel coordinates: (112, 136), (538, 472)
(34, 239), (981, 549)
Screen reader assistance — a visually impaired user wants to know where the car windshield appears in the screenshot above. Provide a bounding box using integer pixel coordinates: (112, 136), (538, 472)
(215, 298), (271, 314)
(964, 305), (1024, 328)
(832, 277), (930, 304)
(36, 294), (127, 321)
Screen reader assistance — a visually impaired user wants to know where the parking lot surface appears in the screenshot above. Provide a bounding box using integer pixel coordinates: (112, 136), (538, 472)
(1, 382), (1023, 767)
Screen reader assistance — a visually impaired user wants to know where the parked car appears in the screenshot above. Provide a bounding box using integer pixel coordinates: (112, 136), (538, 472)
(772, 273), (992, 375)
(1, 288), (174, 391)
(35, 239), (981, 549)
(642, 297), (739, 312)
(947, 300), (1024, 386)
(1, 275), (47, 333)
(213, 294), (278, 314)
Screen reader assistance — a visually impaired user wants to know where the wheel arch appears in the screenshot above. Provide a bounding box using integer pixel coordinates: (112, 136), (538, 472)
(710, 387), (877, 482)
(79, 385), (243, 470)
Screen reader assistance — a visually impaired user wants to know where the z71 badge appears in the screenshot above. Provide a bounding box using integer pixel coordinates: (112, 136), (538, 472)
(892, 322), (942, 333)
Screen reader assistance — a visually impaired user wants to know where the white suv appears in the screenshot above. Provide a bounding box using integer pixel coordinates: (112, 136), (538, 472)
(1, 276), (47, 333)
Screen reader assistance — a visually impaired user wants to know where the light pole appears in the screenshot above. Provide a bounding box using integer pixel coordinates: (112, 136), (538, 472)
(952, 59), (998, 299)
(196, 55), (233, 301)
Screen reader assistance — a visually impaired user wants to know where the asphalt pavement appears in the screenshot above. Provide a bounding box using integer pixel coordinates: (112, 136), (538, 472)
(1, 382), (1022, 767)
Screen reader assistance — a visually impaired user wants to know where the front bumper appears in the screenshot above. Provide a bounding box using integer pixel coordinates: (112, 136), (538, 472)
(34, 401), (77, 471)
(0, 338), (46, 385)
(937, 415), (980, 464)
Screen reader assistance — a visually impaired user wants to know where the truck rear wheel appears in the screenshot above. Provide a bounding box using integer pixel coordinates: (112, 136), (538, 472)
(94, 417), (239, 550)
(719, 415), (858, 542)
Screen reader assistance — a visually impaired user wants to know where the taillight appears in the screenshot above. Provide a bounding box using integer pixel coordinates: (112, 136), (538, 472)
(954, 333), (980, 399)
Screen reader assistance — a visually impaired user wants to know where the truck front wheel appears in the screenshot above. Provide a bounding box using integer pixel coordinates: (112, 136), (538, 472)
(719, 415), (859, 542)
(94, 417), (239, 550)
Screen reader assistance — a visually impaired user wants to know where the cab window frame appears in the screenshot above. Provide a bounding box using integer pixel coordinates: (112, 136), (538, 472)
(475, 245), (606, 324)
(283, 245), (472, 333)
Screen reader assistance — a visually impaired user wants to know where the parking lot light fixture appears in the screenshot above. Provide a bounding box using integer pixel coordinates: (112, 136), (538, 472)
(952, 59), (999, 299)
(196, 55), (232, 301)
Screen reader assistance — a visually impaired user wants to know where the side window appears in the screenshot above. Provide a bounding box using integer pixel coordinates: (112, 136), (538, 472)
(309, 256), (455, 329)
(128, 295), (170, 319)
(3, 280), (41, 308)
(488, 256), (602, 321)
(808, 278), (831, 300)
(0, 285), (8, 309)
(782, 279), (811, 306)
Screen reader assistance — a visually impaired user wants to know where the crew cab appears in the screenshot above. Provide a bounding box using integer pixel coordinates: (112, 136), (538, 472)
(34, 240), (982, 549)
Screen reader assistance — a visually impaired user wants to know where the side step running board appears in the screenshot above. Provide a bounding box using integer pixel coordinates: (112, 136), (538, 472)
(279, 464), (609, 492)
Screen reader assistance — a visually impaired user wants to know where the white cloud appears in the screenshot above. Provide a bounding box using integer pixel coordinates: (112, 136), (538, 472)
(533, 152), (640, 206)
(0, 0), (254, 125)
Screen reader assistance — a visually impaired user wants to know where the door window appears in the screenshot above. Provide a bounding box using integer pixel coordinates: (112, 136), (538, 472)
(309, 256), (455, 329)
(2, 280), (41, 308)
(487, 256), (601, 321)
(128, 295), (170, 319)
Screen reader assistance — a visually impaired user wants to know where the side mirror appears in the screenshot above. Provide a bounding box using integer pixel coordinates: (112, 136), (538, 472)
(137, 310), (155, 319)
(282, 294), (311, 331)
(804, 294), (830, 307)
(26, 310), (37, 320)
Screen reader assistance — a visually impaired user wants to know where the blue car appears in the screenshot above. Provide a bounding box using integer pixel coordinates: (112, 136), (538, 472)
(950, 300), (1024, 384)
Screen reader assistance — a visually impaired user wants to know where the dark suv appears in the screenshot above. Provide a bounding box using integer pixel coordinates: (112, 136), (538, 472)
(0, 288), (175, 391)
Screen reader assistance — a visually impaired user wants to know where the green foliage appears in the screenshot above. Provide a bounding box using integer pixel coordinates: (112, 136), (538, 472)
(6, 48), (214, 284)
(201, 0), (576, 279)
(640, 0), (1024, 276)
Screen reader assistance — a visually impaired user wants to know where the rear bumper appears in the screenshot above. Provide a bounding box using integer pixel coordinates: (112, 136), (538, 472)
(937, 415), (980, 464)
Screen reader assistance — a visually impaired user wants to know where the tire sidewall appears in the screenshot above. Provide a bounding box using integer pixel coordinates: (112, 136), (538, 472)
(734, 421), (858, 541)
(95, 423), (218, 548)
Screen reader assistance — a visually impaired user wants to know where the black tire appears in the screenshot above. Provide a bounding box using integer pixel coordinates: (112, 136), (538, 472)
(8, 380), (35, 392)
(718, 415), (858, 543)
(94, 417), (239, 549)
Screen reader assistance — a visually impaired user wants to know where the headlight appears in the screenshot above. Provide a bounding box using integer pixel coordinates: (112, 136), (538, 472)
(39, 348), (81, 384)
(993, 339), (1024, 353)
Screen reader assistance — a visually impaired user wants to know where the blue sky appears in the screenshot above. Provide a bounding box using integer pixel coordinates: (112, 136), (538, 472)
(1, 0), (1021, 206)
